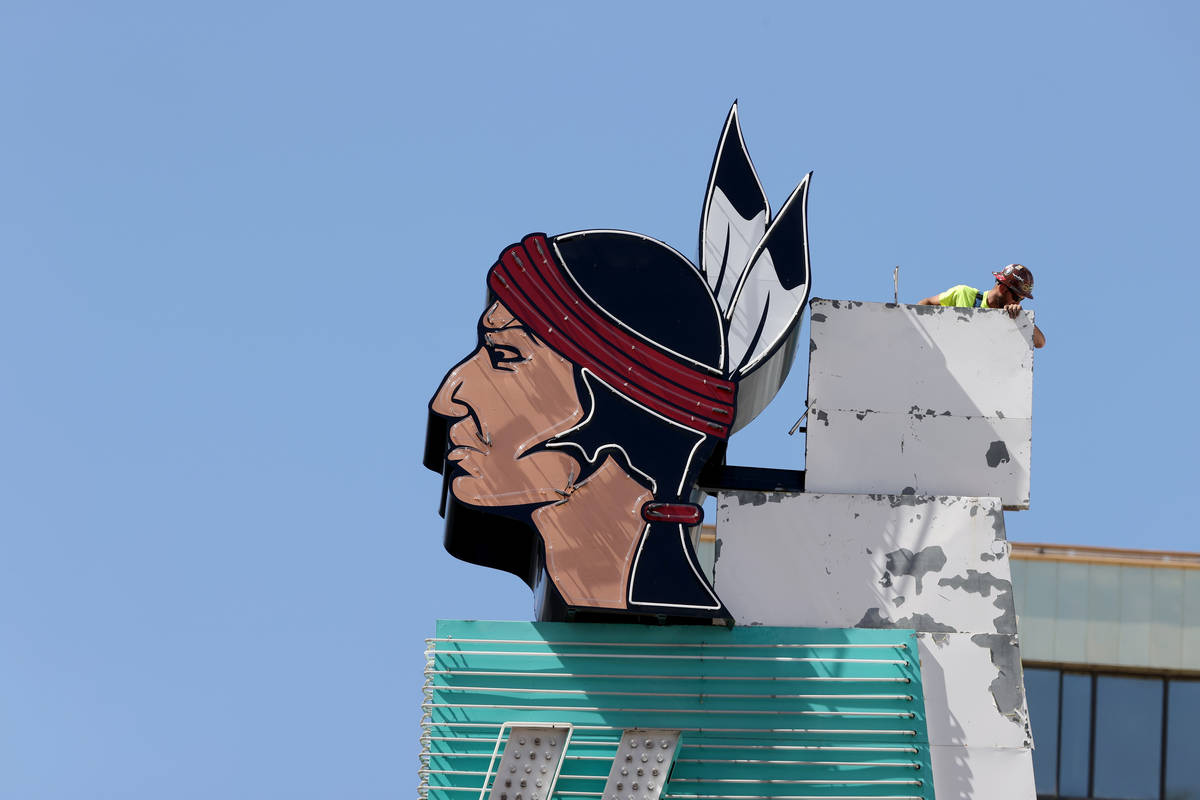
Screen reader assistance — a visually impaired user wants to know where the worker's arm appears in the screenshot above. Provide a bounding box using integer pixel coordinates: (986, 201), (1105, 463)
(917, 294), (943, 306)
(1003, 303), (1046, 349)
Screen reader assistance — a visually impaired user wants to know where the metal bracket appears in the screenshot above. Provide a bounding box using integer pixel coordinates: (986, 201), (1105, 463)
(600, 729), (681, 800)
(482, 724), (572, 800)
(788, 397), (815, 436)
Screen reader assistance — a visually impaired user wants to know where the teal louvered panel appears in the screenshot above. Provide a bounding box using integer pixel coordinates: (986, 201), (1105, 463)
(419, 620), (933, 800)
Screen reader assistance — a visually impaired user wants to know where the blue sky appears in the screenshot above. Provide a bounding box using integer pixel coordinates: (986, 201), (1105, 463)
(3, 1), (1197, 797)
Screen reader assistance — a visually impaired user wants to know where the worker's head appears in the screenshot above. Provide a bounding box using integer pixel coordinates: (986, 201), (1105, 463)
(993, 264), (1034, 302)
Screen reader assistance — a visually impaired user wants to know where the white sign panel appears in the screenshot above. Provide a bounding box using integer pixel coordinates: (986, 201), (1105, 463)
(713, 489), (1035, 800)
(713, 492), (1017, 634)
(805, 299), (1034, 509)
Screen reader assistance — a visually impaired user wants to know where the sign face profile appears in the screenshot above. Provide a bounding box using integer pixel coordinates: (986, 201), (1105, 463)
(423, 104), (813, 623)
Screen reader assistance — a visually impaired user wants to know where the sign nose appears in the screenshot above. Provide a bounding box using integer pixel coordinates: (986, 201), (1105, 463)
(430, 348), (484, 418)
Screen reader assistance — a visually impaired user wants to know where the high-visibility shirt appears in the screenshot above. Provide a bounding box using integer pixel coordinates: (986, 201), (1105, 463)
(938, 284), (990, 309)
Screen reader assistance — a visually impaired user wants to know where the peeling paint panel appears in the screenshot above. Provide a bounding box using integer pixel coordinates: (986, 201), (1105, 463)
(806, 299), (1033, 509)
(918, 633), (1031, 749)
(806, 410), (1031, 508)
(714, 492), (1016, 634)
(712, 486), (1035, 796)
(807, 299), (1034, 414)
(929, 745), (1036, 800)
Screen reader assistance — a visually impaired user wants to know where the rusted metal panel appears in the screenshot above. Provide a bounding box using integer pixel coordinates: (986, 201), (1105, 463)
(713, 491), (1016, 635)
(806, 299), (1034, 509)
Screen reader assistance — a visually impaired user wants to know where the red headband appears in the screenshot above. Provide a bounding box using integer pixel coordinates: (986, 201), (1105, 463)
(487, 234), (737, 439)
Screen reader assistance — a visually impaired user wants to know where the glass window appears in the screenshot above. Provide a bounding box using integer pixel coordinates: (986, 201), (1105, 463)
(1093, 675), (1163, 800)
(1166, 679), (1200, 800)
(1059, 672), (1092, 798)
(1025, 668), (1060, 796)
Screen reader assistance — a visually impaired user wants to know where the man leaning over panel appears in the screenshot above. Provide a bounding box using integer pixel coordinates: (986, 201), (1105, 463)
(918, 264), (1046, 349)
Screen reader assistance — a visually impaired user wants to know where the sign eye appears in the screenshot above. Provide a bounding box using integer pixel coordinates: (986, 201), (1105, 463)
(486, 341), (525, 370)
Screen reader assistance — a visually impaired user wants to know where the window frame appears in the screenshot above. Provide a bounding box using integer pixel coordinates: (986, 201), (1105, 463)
(1023, 663), (1200, 800)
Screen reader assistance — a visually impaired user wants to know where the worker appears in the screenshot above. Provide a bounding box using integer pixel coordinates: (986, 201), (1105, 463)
(918, 264), (1046, 348)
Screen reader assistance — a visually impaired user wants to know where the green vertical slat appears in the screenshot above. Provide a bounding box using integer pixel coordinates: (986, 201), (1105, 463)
(1053, 561), (1087, 664)
(1086, 565), (1121, 665)
(1013, 559), (1058, 661)
(420, 620), (934, 800)
(1117, 565), (1153, 667)
(1149, 568), (1184, 669)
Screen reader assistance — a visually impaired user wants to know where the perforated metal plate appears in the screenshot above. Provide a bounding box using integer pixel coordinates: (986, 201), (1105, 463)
(485, 725), (571, 800)
(600, 729), (680, 800)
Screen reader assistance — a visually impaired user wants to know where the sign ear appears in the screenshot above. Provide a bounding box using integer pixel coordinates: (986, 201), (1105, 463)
(725, 171), (812, 379)
(700, 102), (769, 330)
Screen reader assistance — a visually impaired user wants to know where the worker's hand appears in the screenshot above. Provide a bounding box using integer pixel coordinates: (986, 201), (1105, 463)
(1003, 303), (1023, 318)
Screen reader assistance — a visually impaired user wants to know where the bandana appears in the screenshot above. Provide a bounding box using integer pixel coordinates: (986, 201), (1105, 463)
(488, 234), (737, 439)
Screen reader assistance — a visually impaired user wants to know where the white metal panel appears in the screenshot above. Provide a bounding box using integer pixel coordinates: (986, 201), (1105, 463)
(917, 633), (1031, 749)
(713, 491), (1016, 635)
(805, 411), (1031, 507)
(712, 488), (1036, 793)
(807, 299), (1034, 415)
(921, 633), (1035, 799)
(805, 299), (1034, 509)
(929, 745), (1037, 800)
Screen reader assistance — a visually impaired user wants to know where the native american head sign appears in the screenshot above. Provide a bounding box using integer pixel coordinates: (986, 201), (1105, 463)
(424, 104), (812, 623)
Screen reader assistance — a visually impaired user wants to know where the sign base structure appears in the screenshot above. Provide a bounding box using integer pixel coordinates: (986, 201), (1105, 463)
(418, 103), (1045, 799)
(710, 491), (1035, 800)
(419, 620), (933, 800)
